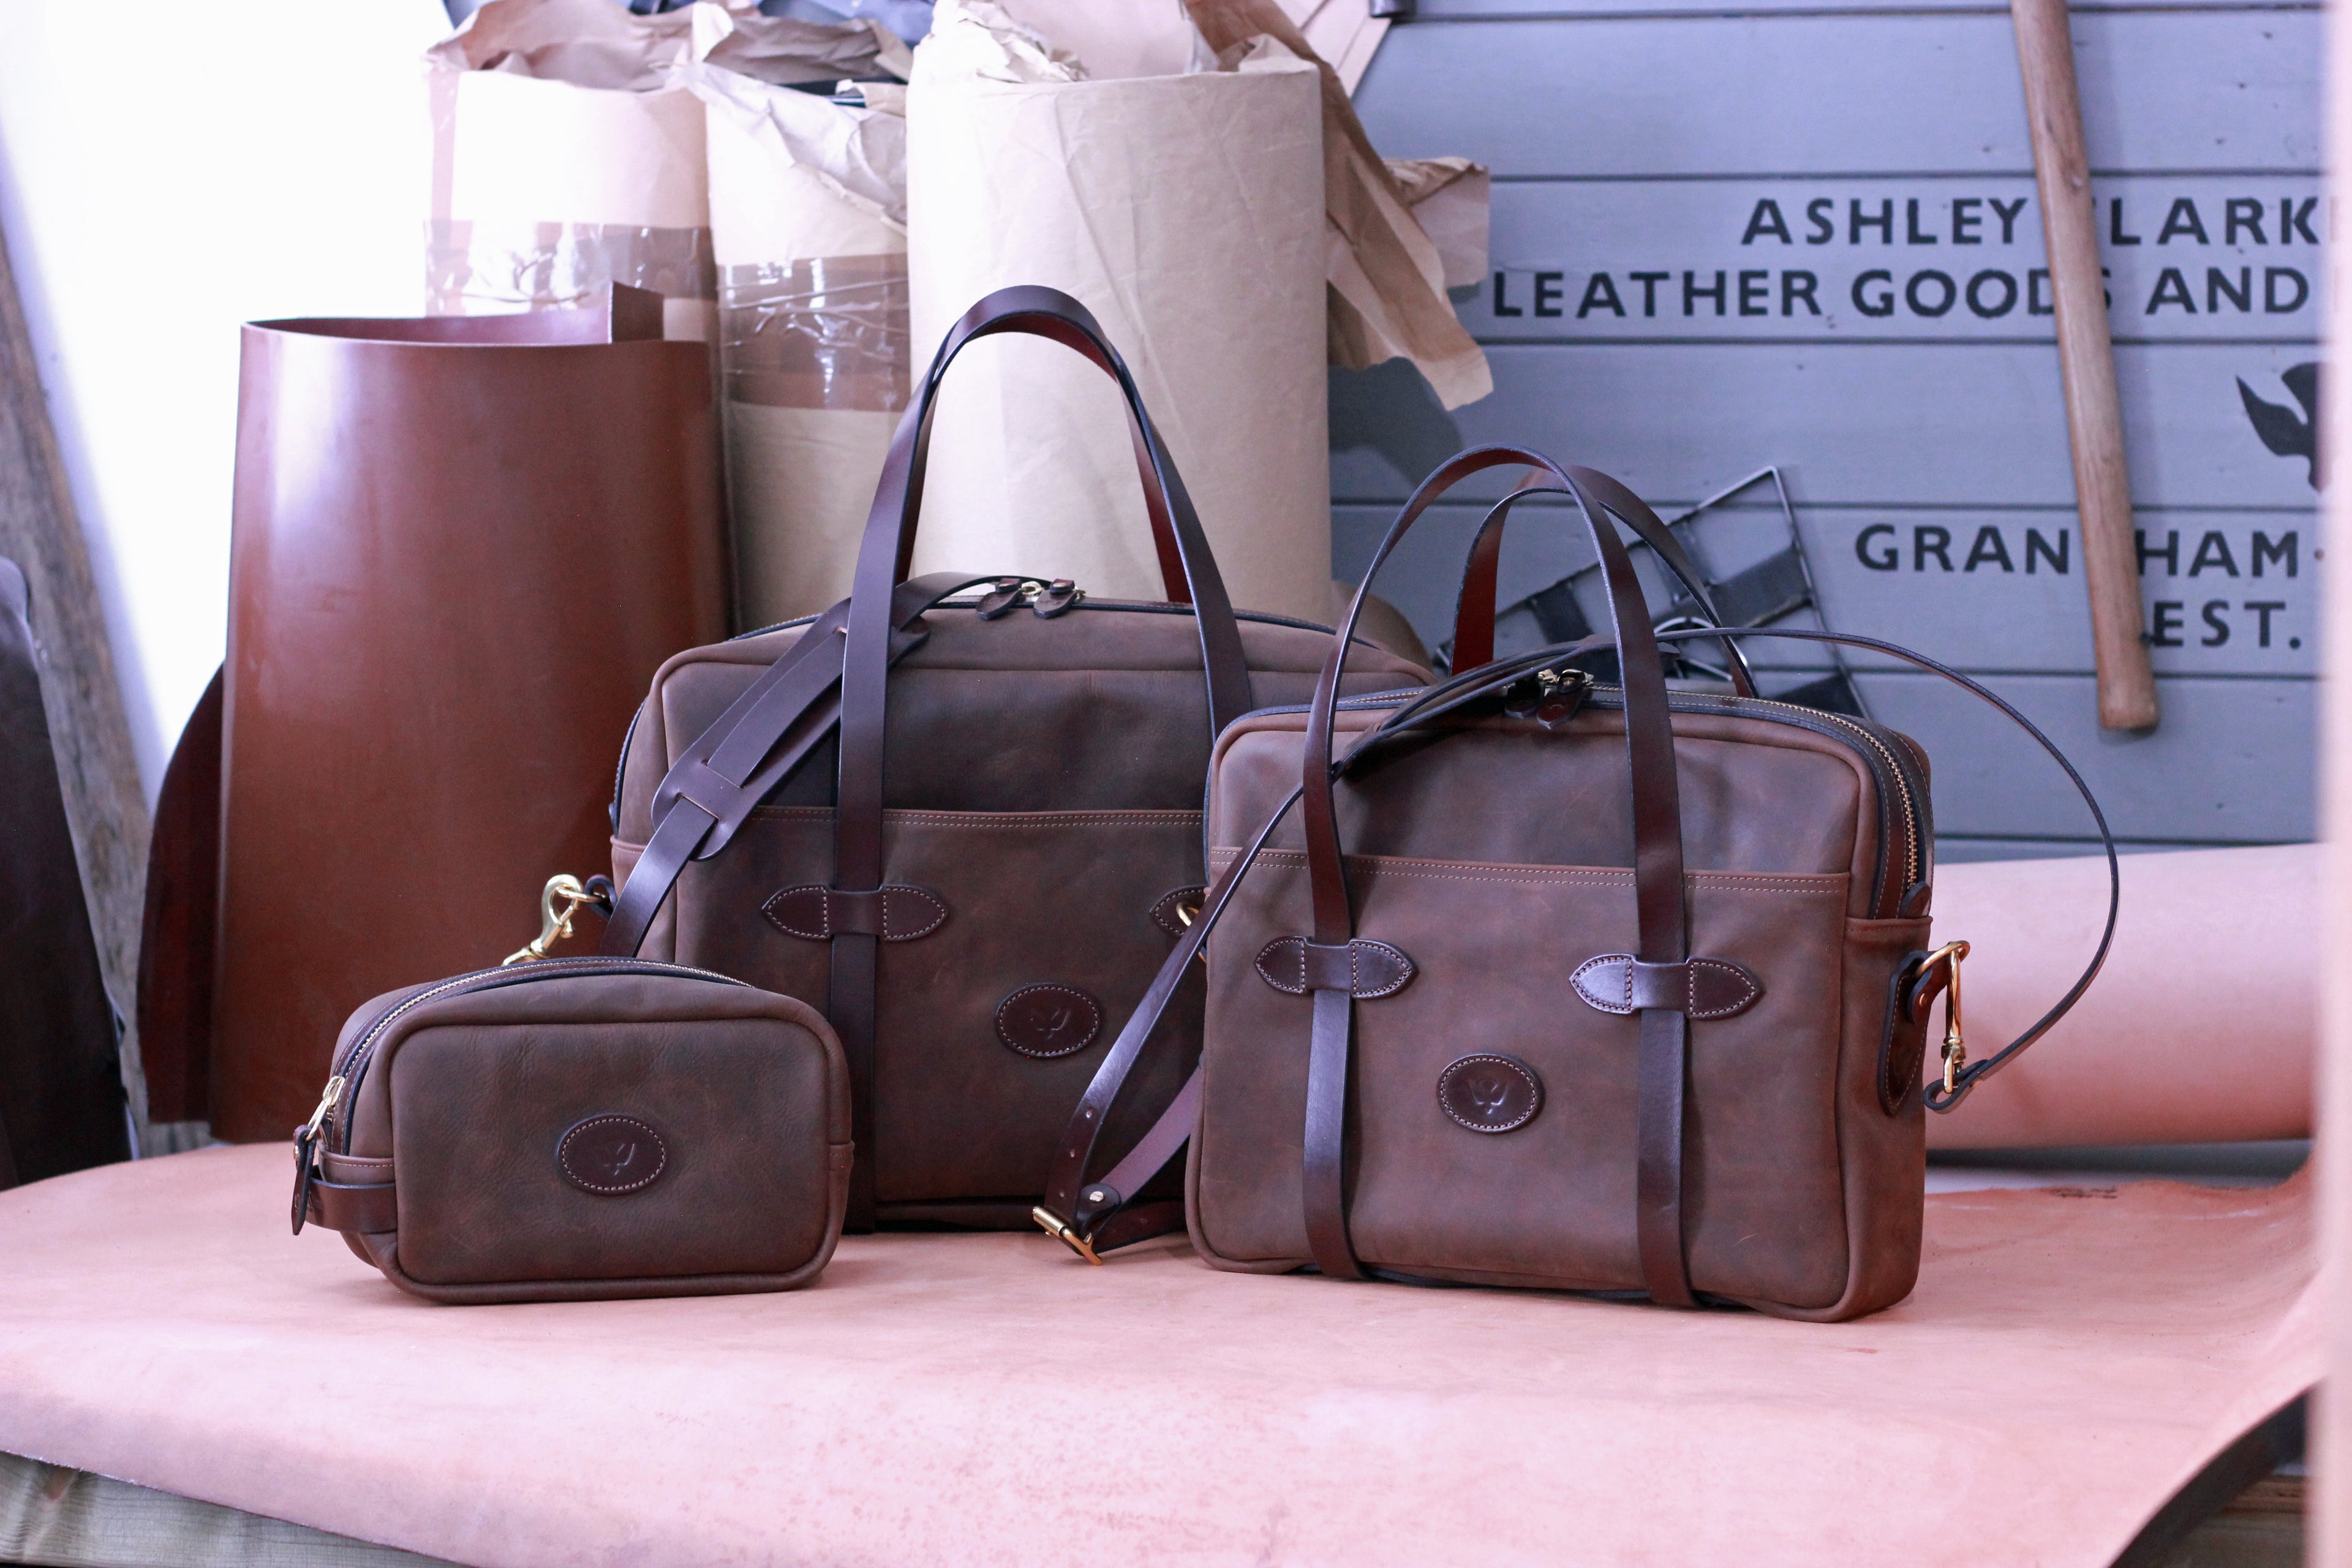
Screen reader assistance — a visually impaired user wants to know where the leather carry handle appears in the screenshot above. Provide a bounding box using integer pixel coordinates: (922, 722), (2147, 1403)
(1303, 450), (1697, 1294)
(1449, 468), (1758, 696)
(1036, 468), (2119, 1286)
(832, 287), (1253, 1229)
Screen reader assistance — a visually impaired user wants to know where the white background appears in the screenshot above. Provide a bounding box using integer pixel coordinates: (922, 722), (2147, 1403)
(0, 0), (451, 796)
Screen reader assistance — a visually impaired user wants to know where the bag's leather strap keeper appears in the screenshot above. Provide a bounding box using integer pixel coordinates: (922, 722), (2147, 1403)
(306, 1175), (398, 1235)
(1256, 936), (1416, 999)
(1571, 954), (1763, 1019)
(762, 884), (948, 942)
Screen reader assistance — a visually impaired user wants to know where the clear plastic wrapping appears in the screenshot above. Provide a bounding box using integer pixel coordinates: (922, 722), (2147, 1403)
(427, 219), (717, 319)
(718, 254), (910, 412)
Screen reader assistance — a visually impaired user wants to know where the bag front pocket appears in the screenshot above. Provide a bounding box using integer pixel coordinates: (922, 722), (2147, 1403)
(674, 807), (1207, 1204)
(1194, 850), (1855, 1308)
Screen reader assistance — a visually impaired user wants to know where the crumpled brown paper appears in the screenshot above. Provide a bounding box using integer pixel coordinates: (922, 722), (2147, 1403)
(429, 0), (894, 89)
(426, 0), (900, 340)
(1184, 0), (1491, 407)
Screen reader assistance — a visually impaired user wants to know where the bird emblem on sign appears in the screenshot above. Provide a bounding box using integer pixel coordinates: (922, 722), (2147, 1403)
(2237, 363), (2323, 489)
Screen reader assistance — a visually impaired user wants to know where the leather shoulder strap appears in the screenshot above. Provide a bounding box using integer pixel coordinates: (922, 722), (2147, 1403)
(600, 573), (988, 957)
(1646, 623), (2120, 1109)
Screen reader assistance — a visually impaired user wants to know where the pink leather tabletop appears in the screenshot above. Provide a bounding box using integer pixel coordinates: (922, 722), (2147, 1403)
(0, 1146), (2316, 1567)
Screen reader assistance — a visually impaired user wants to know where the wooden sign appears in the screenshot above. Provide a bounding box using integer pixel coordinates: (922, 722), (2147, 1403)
(1334, 0), (2321, 858)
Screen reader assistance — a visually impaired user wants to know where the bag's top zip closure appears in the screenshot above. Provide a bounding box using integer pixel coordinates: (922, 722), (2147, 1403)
(325, 957), (748, 1153)
(1246, 676), (1929, 921)
(613, 593), (1401, 832)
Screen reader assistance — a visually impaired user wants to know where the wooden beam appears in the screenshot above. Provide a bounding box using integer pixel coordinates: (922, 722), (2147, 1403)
(0, 212), (156, 1145)
(2011, 0), (2161, 732)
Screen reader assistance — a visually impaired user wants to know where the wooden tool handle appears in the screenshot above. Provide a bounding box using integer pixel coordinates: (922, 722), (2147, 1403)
(2012, 0), (2159, 731)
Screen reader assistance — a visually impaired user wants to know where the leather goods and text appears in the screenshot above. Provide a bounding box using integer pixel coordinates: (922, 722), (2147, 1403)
(214, 287), (726, 1142)
(606, 286), (1426, 1232)
(1036, 450), (2116, 1319)
(292, 947), (850, 1305)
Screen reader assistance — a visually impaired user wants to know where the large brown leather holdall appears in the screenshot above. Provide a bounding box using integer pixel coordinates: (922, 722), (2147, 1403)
(1036, 449), (2116, 1320)
(604, 287), (1425, 1232)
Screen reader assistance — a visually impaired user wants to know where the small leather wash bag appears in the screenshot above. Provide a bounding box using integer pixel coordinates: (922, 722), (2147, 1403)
(292, 954), (851, 1303)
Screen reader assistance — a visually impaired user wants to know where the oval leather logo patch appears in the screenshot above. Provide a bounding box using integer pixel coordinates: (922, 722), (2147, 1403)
(1438, 1054), (1544, 1134)
(995, 984), (1102, 1059)
(557, 1114), (668, 1196)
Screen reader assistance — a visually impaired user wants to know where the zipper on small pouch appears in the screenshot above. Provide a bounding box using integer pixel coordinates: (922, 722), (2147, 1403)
(324, 958), (748, 1153)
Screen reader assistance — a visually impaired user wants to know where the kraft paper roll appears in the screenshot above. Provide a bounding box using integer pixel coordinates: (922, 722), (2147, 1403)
(426, 0), (894, 347)
(903, 31), (1332, 621)
(1924, 843), (2315, 1148)
(685, 15), (913, 626)
(428, 1), (716, 342)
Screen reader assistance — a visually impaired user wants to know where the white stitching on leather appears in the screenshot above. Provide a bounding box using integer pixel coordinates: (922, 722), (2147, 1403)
(1688, 959), (1762, 1020)
(994, 984), (1101, 1057)
(1205, 850), (1845, 897)
(557, 1115), (668, 1196)
(1439, 1054), (1542, 1133)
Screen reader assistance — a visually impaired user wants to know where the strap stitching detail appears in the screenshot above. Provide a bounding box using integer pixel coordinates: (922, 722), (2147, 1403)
(750, 807), (1202, 827)
(1208, 850), (1844, 895)
(1570, 954), (1762, 1018)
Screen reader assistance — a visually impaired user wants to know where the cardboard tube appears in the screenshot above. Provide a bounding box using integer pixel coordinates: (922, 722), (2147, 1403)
(2011, 0), (2160, 731)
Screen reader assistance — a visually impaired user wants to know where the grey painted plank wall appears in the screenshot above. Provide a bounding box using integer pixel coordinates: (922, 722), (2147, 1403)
(1332, 4), (2324, 853)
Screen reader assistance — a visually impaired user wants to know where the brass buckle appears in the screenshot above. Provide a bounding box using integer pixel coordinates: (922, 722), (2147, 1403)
(1031, 1205), (1102, 1265)
(502, 874), (603, 965)
(1921, 940), (1971, 1093)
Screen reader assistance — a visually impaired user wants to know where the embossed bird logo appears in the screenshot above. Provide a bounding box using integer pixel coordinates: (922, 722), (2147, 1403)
(592, 1140), (639, 1179)
(1468, 1074), (1510, 1118)
(2237, 363), (2323, 489)
(1032, 1004), (1073, 1039)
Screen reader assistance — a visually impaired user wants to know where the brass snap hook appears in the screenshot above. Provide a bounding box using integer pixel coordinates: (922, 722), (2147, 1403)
(501, 873), (605, 966)
(1919, 940), (1971, 1093)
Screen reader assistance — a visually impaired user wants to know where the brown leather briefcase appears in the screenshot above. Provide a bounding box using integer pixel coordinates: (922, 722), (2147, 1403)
(604, 287), (1425, 1232)
(1036, 449), (2115, 1321)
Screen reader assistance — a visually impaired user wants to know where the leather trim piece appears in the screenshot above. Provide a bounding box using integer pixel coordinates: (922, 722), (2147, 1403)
(1254, 936), (1416, 1000)
(1881, 950), (1941, 1115)
(1437, 1054), (1545, 1134)
(304, 1173), (399, 1234)
(761, 884), (948, 943)
(1570, 954), (1763, 1020)
(1150, 886), (1208, 938)
(994, 984), (1103, 1060)
(557, 1114), (669, 1196)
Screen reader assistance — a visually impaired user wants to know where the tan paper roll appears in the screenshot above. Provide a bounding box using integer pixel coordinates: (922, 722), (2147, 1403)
(1924, 843), (2315, 1148)
(687, 17), (913, 626)
(428, 0), (717, 341)
(903, 45), (1331, 621)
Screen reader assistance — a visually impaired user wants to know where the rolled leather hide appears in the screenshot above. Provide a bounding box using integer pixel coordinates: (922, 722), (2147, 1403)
(213, 290), (725, 1141)
(1925, 843), (2315, 1148)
